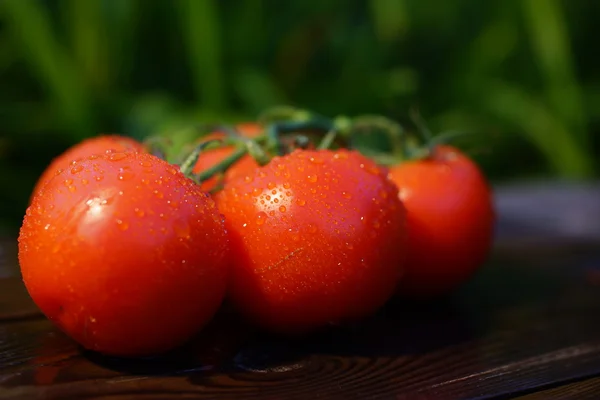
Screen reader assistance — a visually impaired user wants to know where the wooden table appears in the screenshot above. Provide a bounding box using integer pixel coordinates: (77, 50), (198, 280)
(1, 183), (600, 399)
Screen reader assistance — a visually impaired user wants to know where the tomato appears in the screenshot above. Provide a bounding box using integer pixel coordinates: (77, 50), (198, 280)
(32, 135), (145, 200)
(215, 149), (407, 334)
(193, 123), (262, 191)
(388, 145), (495, 298)
(18, 151), (230, 357)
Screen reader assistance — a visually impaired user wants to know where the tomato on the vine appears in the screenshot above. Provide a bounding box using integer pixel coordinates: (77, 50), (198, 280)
(193, 123), (262, 191)
(19, 151), (230, 357)
(32, 135), (145, 200)
(215, 149), (407, 334)
(388, 145), (495, 298)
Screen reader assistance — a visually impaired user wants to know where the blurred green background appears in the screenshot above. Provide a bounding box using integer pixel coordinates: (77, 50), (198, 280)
(0, 0), (598, 236)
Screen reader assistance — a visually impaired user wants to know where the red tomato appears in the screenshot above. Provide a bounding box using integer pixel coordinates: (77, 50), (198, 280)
(215, 149), (407, 334)
(388, 145), (495, 298)
(32, 135), (145, 200)
(19, 152), (230, 357)
(193, 123), (262, 191)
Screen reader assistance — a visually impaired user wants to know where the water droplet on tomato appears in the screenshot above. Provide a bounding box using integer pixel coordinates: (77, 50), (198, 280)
(283, 182), (291, 189)
(341, 191), (352, 199)
(296, 199), (306, 206)
(94, 175), (103, 182)
(267, 182), (276, 190)
(70, 165), (84, 174)
(244, 175), (253, 183)
(67, 185), (76, 193)
(345, 242), (354, 250)
(309, 156), (324, 164)
(307, 174), (318, 183)
(44, 224), (50, 230)
(134, 208), (145, 217)
(153, 190), (164, 199)
(118, 168), (134, 181)
(274, 198), (279, 204)
(255, 211), (268, 225)
(81, 179), (89, 185)
(116, 219), (129, 231)
(63, 179), (73, 186)
(279, 205), (287, 213)
(109, 153), (128, 161)
(307, 223), (317, 233)
(174, 220), (191, 239)
(252, 187), (262, 197)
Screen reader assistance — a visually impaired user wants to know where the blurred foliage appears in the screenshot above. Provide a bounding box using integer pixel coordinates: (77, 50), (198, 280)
(0, 0), (599, 235)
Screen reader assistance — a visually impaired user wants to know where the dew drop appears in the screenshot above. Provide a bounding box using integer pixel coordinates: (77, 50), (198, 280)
(252, 187), (262, 197)
(307, 223), (317, 233)
(63, 179), (73, 186)
(267, 182), (276, 190)
(283, 182), (291, 189)
(70, 165), (84, 174)
(307, 175), (318, 183)
(174, 220), (191, 239)
(109, 153), (128, 161)
(279, 205), (287, 213)
(296, 199), (306, 206)
(274, 198), (279, 204)
(310, 157), (324, 164)
(67, 185), (77, 193)
(255, 211), (268, 225)
(118, 169), (134, 181)
(244, 175), (253, 183)
(44, 224), (50, 230)
(341, 191), (352, 199)
(346, 242), (354, 250)
(81, 179), (89, 185)
(116, 219), (129, 231)
(153, 190), (164, 199)
(134, 208), (145, 217)
(139, 160), (152, 168)
(94, 175), (104, 182)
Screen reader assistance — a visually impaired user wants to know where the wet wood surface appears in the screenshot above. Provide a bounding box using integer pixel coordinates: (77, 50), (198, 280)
(1, 183), (600, 399)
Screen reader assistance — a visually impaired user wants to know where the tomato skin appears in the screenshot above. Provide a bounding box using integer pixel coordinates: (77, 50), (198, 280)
(193, 123), (262, 191)
(19, 152), (230, 357)
(388, 145), (495, 298)
(32, 135), (145, 200)
(215, 149), (407, 334)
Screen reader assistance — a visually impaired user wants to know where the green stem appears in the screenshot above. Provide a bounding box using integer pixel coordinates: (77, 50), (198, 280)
(194, 146), (249, 183)
(317, 130), (338, 150)
(179, 139), (224, 176)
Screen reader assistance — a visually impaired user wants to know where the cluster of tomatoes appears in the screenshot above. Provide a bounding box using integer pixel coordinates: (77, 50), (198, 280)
(18, 108), (495, 358)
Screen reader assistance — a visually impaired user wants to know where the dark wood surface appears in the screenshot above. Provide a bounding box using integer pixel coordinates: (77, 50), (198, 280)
(1, 183), (600, 399)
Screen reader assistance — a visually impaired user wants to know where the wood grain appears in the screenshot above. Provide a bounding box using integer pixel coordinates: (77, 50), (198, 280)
(1, 241), (600, 399)
(514, 376), (600, 399)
